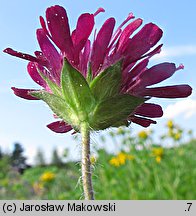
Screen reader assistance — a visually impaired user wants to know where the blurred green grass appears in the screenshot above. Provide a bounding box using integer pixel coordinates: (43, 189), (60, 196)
(1, 139), (195, 199)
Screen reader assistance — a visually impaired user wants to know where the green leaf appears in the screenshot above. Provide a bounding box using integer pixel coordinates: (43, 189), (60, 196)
(90, 94), (144, 130)
(61, 60), (95, 119)
(36, 67), (62, 96)
(30, 91), (79, 127)
(90, 61), (122, 101)
(112, 120), (130, 128)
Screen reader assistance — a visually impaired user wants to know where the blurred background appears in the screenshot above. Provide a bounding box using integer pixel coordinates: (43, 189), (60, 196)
(0, 0), (195, 199)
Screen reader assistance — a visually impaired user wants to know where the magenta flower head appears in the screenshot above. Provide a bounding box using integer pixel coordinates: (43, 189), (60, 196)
(4, 6), (192, 133)
(4, 5), (192, 200)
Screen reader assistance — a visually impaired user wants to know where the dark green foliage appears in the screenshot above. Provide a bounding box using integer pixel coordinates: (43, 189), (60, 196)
(0, 147), (3, 159)
(34, 148), (46, 166)
(10, 143), (27, 171)
(0, 154), (11, 179)
(51, 148), (63, 167)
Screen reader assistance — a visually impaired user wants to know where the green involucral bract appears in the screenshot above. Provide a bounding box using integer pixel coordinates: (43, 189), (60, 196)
(37, 68), (62, 96)
(61, 59), (96, 122)
(31, 59), (145, 132)
(90, 61), (122, 101)
(30, 91), (79, 127)
(89, 94), (145, 130)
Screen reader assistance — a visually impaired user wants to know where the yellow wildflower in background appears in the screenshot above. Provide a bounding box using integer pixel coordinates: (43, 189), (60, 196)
(165, 120), (184, 141)
(90, 155), (97, 165)
(109, 157), (121, 167)
(152, 147), (164, 157)
(168, 128), (174, 137)
(40, 171), (55, 182)
(117, 152), (127, 164)
(138, 130), (148, 139)
(109, 152), (135, 167)
(168, 127), (182, 141)
(156, 156), (161, 163)
(174, 132), (182, 141)
(152, 147), (164, 163)
(167, 120), (174, 129)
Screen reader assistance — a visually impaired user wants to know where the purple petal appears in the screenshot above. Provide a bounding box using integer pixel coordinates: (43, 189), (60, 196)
(118, 12), (135, 29)
(39, 16), (51, 39)
(142, 44), (163, 59)
(122, 44), (163, 85)
(36, 29), (62, 84)
(140, 85), (192, 98)
(79, 40), (91, 77)
(129, 115), (156, 127)
(129, 58), (149, 79)
(73, 13), (94, 63)
(134, 103), (163, 118)
(4, 48), (38, 62)
(105, 12), (135, 56)
(47, 121), (72, 133)
(133, 63), (177, 90)
(120, 62), (136, 85)
(122, 58), (149, 91)
(117, 18), (143, 52)
(27, 62), (47, 88)
(34, 51), (48, 66)
(93, 8), (105, 16)
(46, 5), (73, 59)
(91, 17), (115, 76)
(124, 23), (163, 66)
(11, 87), (40, 100)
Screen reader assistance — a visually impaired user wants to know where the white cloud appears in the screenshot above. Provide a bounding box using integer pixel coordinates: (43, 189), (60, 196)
(163, 99), (196, 119)
(152, 45), (196, 60)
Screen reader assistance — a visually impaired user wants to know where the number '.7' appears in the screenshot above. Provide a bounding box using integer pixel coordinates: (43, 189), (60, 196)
(187, 203), (192, 211)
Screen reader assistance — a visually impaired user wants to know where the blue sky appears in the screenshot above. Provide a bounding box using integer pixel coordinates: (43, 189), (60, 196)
(0, 0), (195, 163)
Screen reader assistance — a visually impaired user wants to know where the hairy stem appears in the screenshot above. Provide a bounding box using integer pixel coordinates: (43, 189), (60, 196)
(81, 122), (94, 200)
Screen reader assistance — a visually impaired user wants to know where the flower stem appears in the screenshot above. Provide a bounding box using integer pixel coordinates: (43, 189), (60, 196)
(81, 122), (94, 200)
